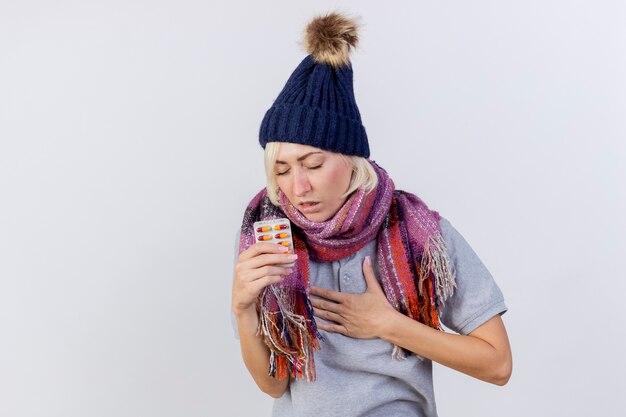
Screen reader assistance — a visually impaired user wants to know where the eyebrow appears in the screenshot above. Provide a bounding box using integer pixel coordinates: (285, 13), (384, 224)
(275, 151), (324, 164)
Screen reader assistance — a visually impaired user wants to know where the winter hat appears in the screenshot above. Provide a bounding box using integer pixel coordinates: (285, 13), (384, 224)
(258, 12), (370, 158)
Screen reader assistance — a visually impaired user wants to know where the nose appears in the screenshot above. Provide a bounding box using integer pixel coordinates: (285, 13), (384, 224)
(293, 167), (312, 197)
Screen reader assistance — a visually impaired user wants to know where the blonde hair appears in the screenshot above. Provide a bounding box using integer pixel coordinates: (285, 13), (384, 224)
(264, 142), (378, 206)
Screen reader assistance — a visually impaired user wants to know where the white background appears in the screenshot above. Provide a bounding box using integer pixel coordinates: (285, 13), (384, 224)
(1, 1), (625, 416)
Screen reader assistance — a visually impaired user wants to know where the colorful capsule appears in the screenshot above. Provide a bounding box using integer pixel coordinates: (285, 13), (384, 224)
(278, 241), (290, 246)
(256, 226), (271, 232)
(273, 224), (289, 230)
(275, 233), (290, 239)
(257, 235), (272, 241)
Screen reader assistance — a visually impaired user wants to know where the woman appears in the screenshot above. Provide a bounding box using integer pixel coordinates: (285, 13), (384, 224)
(231, 12), (512, 417)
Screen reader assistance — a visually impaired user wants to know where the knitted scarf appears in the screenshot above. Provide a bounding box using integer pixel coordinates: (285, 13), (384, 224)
(238, 160), (456, 381)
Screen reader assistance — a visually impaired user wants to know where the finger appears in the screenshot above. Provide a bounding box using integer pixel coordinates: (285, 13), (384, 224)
(362, 256), (384, 294)
(309, 285), (346, 303)
(310, 297), (344, 314)
(249, 275), (285, 293)
(239, 241), (290, 261)
(244, 252), (298, 269)
(313, 307), (343, 324)
(315, 321), (348, 336)
(245, 265), (293, 282)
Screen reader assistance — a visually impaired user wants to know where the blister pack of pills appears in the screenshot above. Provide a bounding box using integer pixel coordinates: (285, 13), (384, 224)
(253, 218), (295, 268)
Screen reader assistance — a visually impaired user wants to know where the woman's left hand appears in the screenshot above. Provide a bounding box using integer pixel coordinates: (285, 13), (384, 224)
(310, 256), (398, 339)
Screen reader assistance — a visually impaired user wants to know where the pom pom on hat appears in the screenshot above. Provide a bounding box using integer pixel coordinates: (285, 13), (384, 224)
(303, 12), (360, 68)
(259, 11), (370, 158)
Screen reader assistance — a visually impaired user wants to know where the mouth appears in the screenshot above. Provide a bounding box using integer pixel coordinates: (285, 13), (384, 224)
(298, 201), (320, 213)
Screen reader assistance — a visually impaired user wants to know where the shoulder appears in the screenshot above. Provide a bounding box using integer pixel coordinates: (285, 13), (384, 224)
(437, 215), (479, 263)
(437, 215), (459, 255)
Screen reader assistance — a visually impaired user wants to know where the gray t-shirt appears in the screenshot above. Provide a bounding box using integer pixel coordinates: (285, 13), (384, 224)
(231, 216), (507, 417)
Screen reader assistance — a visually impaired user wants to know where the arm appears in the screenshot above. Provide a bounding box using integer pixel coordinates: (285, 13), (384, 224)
(381, 311), (512, 385)
(233, 306), (289, 398)
(310, 256), (512, 385)
(231, 242), (296, 398)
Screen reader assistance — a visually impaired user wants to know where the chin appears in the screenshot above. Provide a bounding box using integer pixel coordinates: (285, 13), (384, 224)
(303, 213), (323, 222)
(303, 211), (331, 222)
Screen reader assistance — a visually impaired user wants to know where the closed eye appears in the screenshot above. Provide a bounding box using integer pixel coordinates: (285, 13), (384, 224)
(275, 165), (322, 176)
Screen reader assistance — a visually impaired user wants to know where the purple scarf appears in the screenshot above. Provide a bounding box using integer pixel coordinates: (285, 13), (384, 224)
(239, 160), (456, 381)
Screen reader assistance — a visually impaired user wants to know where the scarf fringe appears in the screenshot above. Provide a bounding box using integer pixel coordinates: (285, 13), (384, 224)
(257, 285), (323, 381)
(391, 233), (456, 360)
(421, 233), (457, 307)
(391, 345), (427, 362)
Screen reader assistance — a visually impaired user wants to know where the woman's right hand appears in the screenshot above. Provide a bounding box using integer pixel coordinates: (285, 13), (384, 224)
(231, 242), (298, 316)
(232, 241), (295, 398)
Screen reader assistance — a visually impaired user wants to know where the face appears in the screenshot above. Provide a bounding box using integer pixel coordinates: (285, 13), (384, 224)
(274, 143), (353, 222)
